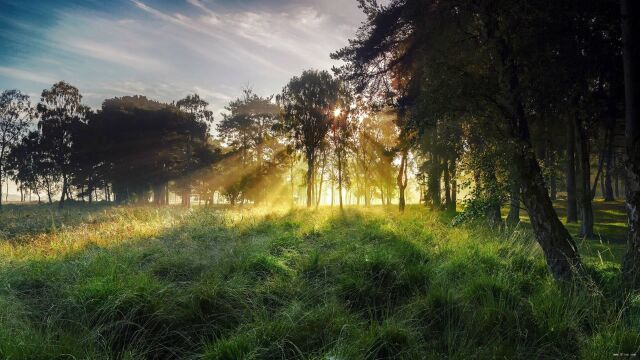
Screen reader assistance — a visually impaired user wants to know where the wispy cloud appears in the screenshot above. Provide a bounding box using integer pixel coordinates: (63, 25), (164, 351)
(1, 0), (363, 110)
(0, 66), (55, 84)
(64, 40), (167, 72)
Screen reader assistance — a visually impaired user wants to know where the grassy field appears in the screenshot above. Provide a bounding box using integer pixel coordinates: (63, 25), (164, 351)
(0, 202), (638, 359)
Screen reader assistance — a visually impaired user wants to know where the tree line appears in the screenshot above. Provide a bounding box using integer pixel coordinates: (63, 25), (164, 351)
(0, 72), (401, 211)
(331, 0), (639, 287)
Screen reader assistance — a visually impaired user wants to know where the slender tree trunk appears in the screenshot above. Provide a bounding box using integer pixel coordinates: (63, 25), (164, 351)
(338, 150), (343, 210)
(306, 152), (314, 208)
(450, 159), (457, 211)
(566, 118), (578, 223)
(591, 132), (606, 200)
(397, 150), (408, 212)
(443, 158), (452, 210)
(604, 129), (615, 201)
(59, 176), (67, 209)
(575, 115), (595, 237)
(621, 0), (640, 288)
(316, 151), (326, 208)
(0, 170), (3, 208)
(615, 161), (620, 199)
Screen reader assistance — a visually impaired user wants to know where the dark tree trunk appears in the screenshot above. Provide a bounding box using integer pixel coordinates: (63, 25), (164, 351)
(507, 176), (520, 226)
(450, 160), (457, 210)
(59, 177), (67, 209)
(483, 167), (502, 227)
(443, 158), (452, 211)
(153, 184), (166, 205)
(397, 150), (408, 212)
(485, 18), (583, 280)
(427, 153), (442, 209)
(604, 129), (615, 201)
(550, 169), (557, 201)
(615, 164), (620, 199)
(182, 188), (191, 207)
(621, 0), (640, 288)
(566, 118), (578, 223)
(575, 115), (595, 237)
(338, 150), (344, 209)
(306, 152), (314, 208)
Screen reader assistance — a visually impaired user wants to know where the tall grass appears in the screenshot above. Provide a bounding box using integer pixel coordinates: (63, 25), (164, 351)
(0, 204), (638, 359)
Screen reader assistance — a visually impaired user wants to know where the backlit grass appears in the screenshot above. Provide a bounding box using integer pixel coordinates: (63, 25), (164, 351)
(0, 203), (638, 359)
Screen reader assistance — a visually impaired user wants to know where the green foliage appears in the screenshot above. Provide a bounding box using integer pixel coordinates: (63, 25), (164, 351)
(0, 204), (637, 358)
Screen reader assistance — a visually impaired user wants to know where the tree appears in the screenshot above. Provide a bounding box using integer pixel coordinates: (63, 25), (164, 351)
(37, 81), (89, 209)
(279, 70), (341, 208)
(621, 0), (640, 288)
(216, 89), (281, 204)
(328, 88), (355, 210)
(88, 95), (216, 205)
(176, 93), (214, 207)
(0, 90), (33, 207)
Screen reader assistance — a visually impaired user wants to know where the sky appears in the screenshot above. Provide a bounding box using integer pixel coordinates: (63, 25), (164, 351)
(0, 0), (364, 197)
(0, 0), (364, 115)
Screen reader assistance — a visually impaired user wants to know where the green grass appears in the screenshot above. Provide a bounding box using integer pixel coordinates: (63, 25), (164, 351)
(0, 202), (638, 359)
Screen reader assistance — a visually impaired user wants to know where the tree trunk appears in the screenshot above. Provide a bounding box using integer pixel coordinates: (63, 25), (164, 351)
(507, 176), (520, 226)
(443, 158), (452, 211)
(316, 151), (326, 208)
(604, 129), (615, 201)
(338, 150), (343, 210)
(59, 177), (67, 209)
(621, 0), (640, 288)
(566, 118), (578, 223)
(486, 19), (583, 280)
(181, 185), (191, 207)
(484, 167), (502, 227)
(575, 115), (595, 237)
(306, 152), (314, 208)
(397, 150), (408, 212)
(590, 133), (606, 200)
(450, 160), (457, 211)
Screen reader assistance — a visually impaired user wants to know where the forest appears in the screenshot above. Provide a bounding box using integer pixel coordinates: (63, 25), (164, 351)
(0, 0), (639, 358)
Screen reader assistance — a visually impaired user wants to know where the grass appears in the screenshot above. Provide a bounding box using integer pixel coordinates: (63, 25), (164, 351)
(0, 202), (638, 359)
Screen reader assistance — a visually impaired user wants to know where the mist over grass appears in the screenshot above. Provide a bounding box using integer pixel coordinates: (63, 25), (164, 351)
(0, 204), (638, 359)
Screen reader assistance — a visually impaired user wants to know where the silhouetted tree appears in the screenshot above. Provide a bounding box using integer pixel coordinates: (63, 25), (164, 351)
(36, 81), (89, 209)
(279, 70), (341, 208)
(0, 90), (34, 207)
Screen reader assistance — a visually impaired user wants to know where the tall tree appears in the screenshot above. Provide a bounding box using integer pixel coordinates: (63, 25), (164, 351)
(176, 93), (214, 207)
(621, 0), (640, 288)
(279, 70), (341, 208)
(0, 90), (33, 207)
(37, 82), (88, 209)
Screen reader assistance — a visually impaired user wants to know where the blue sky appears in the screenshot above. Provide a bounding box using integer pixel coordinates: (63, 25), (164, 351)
(0, 0), (363, 115)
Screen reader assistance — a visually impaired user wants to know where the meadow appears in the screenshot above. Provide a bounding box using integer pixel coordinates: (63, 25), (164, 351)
(0, 202), (638, 359)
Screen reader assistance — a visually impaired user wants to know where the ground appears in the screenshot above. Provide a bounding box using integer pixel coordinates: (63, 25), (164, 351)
(0, 201), (638, 359)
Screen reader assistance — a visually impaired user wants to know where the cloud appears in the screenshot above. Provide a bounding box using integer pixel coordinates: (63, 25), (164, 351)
(64, 39), (167, 72)
(0, 66), (55, 84)
(1, 0), (364, 112)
